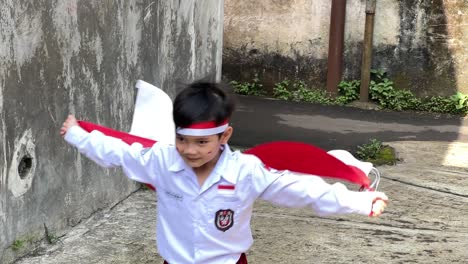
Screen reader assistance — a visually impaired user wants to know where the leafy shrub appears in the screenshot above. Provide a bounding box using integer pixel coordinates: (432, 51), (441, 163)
(450, 92), (468, 114)
(337, 80), (360, 104)
(419, 96), (454, 113)
(231, 72), (468, 116)
(273, 79), (333, 104)
(368, 71), (422, 111)
(273, 79), (293, 100)
(370, 83), (421, 111)
(230, 74), (266, 96)
(356, 138), (397, 165)
(294, 87), (333, 104)
(356, 138), (383, 161)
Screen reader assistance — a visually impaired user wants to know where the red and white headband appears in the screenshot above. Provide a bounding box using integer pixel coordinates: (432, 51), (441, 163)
(176, 120), (229, 136)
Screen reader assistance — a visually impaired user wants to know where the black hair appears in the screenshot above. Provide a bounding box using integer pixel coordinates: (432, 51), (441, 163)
(173, 81), (236, 128)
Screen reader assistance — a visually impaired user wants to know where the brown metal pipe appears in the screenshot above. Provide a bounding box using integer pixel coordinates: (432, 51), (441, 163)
(326, 0), (347, 97)
(359, 0), (376, 102)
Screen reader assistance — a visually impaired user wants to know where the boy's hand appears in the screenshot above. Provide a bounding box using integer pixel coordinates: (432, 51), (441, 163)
(60, 115), (79, 137)
(369, 192), (388, 217)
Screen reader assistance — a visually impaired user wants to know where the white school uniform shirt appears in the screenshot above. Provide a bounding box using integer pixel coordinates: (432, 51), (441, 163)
(65, 126), (376, 264)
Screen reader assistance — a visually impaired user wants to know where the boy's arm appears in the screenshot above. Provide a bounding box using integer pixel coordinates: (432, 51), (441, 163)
(61, 115), (157, 185)
(252, 161), (387, 217)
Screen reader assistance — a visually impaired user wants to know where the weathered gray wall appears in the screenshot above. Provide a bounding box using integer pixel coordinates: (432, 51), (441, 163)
(0, 0), (223, 262)
(223, 0), (467, 97)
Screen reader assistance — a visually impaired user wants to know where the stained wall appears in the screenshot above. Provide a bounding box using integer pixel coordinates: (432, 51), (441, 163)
(224, 0), (467, 96)
(0, 0), (224, 261)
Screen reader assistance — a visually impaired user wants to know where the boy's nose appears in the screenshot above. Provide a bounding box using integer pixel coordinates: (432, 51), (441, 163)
(183, 144), (198, 155)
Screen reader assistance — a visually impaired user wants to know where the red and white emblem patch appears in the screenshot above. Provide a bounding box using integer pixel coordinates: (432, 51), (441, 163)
(217, 184), (235, 195)
(214, 209), (234, 232)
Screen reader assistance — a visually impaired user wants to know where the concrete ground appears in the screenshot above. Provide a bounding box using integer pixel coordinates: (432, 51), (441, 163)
(14, 140), (468, 264)
(13, 97), (468, 263)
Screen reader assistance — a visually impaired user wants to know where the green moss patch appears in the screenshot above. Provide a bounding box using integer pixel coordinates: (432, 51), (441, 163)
(368, 145), (397, 166)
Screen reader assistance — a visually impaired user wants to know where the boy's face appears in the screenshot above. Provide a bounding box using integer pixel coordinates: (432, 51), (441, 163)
(175, 127), (232, 168)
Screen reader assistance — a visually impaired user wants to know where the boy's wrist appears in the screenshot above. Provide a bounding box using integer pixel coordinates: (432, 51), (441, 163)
(64, 125), (88, 145)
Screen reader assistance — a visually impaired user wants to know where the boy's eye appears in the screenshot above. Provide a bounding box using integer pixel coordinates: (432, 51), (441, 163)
(176, 136), (185, 142)
(198, 140), (208, 144)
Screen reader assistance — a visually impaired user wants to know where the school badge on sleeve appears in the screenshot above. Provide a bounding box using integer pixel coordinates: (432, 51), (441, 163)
(215, 209), (234, 232)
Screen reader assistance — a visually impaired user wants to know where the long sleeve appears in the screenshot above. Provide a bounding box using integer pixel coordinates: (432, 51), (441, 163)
(64, 125), (158, 185)
(253, 161), (375, 216)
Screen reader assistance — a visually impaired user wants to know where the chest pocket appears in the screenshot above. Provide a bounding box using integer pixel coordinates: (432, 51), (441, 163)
(158, 188), (186, 214)
(203, 195), (241, 233)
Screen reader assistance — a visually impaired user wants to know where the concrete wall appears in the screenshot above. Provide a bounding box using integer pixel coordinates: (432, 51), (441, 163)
(223, 0), (467, 97)
(0, 0), (223, 262)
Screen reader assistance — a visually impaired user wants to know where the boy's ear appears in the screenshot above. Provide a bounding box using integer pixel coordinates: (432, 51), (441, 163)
(220, 126), (233, 144)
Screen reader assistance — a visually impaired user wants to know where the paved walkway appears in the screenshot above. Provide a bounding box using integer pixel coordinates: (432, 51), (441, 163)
(230, 95), (468, 151)
(14, 97), (468, 263)
(15, 140), (468, 264)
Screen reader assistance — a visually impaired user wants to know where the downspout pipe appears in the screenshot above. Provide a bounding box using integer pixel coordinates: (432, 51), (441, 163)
(326, 0), (347, 97)
(359, 0), (377, 102)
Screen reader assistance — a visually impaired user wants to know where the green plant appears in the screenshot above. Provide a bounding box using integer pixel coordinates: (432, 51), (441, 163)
(452, 92), (468, 109)
(272, 80), (334, 104)
(234, 72), (468, 116)
(419, 96), (453, 113)
(273, 79), (293, 100)
(230, 74), (266, 96)
(294, 87), (333, 104)
(44, 223), (58, 244)
(370, 69), (386, 80)
(356, 138), (383, 161)
(47, 233), (58, 244)
(369, 78), (422, 111)
(356, 138), (397, 165)
(12, 239), (25, 251)
(369, 78), (394, 106)
(450, 92), (468, 114)
(417, 93), (468, 115)
(291, 81), (332, 104)
(337, 80), (361, 104)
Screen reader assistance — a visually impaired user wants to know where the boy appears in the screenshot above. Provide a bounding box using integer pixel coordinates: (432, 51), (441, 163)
(61, 81), (388, 264)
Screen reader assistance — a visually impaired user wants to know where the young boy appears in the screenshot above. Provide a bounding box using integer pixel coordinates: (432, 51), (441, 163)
(61, 81), (388, 264)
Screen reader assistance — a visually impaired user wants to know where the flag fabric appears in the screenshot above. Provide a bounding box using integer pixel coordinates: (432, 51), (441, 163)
(78, 120), (371, 190)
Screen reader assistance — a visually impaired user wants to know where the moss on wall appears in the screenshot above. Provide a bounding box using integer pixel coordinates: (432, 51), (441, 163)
(223, 0), (466, 97)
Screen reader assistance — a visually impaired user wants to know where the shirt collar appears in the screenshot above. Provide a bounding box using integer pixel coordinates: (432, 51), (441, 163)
(168, 144), (238, 184)
(168, 155), (186, 172)
(213, 145), (238, 184)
